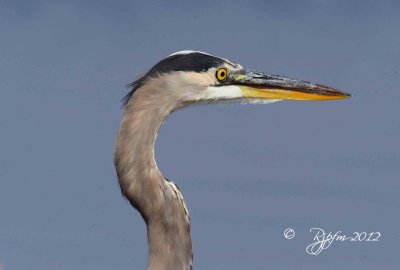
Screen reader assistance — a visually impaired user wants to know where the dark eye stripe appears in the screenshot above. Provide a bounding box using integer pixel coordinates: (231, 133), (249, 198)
(149, 53), (225, 74)
(123, 52), (230, 106)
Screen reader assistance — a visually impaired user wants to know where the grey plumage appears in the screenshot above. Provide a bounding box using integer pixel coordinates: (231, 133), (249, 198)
(122, 52), (228, 106)
(114, 51), (350, 270)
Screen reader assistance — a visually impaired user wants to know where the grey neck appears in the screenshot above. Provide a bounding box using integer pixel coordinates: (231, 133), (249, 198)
(114, 84), (193, 270)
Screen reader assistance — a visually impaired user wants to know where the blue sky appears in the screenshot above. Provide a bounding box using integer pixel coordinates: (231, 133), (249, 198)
(1, 1), (399, 269)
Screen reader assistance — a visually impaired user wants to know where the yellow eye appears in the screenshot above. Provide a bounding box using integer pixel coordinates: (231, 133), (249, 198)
(216, 67), (228, 81)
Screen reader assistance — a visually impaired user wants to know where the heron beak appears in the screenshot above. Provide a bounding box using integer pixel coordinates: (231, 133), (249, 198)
(233, 69), (351, 100)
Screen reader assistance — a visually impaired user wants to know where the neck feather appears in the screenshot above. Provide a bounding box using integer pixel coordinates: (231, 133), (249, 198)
(114, 83), (193, 270)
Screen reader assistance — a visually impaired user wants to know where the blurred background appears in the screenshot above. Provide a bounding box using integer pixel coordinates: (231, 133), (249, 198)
(0, 0), (399, 269)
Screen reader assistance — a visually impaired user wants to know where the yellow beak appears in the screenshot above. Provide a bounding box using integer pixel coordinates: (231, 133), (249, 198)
(240, 86), (349, 100)
(233, 69), (350, 101)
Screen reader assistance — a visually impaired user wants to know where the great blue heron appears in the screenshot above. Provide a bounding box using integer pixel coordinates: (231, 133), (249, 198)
(114, 51), (350, 270)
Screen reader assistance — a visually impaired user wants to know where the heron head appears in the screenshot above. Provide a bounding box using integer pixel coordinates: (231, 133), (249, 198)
(123, 51), (350, 107)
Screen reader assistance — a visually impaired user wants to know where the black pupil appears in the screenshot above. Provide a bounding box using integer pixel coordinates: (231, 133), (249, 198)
(220, 71), (225, 77)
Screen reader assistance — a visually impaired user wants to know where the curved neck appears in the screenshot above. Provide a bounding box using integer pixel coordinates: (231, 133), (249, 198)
(114, 85), (193, 270)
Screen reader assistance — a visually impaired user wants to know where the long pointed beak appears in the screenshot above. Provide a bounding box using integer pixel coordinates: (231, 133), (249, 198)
(233, 69), (351, 100)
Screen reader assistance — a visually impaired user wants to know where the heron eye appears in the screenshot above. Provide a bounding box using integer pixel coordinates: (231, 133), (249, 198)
(216, 68), (228, 81)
